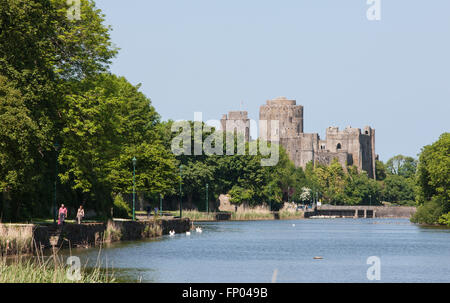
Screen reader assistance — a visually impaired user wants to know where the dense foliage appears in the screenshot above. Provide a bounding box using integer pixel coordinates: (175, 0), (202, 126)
(0, 0), (176, 220)
(411, 133), (450, 225)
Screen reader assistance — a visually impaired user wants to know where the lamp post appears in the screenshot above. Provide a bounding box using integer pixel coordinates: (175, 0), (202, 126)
(160, 193), (163, 215)
(132, 157), (137, 221)
(269, 184), (272, 212)
(206, 183), (209, 213)
(369, 194), (372, 206)
(179, 165), (183, 218)
(53, 142), (60, 225)
(288, 186), (290, 203)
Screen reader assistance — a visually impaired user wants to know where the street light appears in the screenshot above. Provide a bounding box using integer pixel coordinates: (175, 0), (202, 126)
(53, 142), (60, 225)
(369, 194), (372, 206)
(179, 165), (183, 218)
(269, 184), (272, 212)
(160, 193), (163, 216)
(132, 157), (137, 221)
(206, 183), (209, 213)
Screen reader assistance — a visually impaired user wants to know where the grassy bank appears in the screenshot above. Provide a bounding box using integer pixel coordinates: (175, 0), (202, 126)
(231, 210), (274, 221)
(0, 251), (115, 283)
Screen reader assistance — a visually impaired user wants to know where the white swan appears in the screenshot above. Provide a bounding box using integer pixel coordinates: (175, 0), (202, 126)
(195, 227), (203, 233)
(169, 230), (175, 236)
(186, 231), (191, 236)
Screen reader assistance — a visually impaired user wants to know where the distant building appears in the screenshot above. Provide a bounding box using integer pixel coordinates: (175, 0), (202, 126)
(259, 97), (376, 179)
(221, 97), (377, 179)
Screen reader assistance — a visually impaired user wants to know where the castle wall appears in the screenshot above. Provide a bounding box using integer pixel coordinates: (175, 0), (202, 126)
(314, 151), (351, 172)
(280, 133), (319, 168)
(323, 126), (375, 178)
(325, 126), (362, 168)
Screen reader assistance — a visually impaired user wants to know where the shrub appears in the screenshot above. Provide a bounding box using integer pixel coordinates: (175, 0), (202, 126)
(112, 194), (131, 219)
(411, 198), (444, 225)
(438, 212), (450, 227)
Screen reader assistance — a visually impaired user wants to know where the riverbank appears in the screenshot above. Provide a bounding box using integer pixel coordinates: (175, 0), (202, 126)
(0, 217), (190, 256)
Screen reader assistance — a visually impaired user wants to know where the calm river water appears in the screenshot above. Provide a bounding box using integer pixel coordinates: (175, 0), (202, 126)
(67, 218), (450, 282)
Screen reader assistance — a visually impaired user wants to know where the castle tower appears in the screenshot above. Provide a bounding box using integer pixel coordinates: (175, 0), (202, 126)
(259, 97), (303, 141)
(254, 96), (376, 179)
(220, 111), (250, 142)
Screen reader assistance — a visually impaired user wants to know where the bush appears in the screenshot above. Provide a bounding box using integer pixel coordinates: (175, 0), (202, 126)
(438, 212), (450, 227)
(411, 198), (444, 225)
(112, 194), (131, 219)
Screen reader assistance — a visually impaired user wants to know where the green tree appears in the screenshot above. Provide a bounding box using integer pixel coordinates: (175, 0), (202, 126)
(386, 155), (417, 178)
(0, 0), (117, 220)
(59, 74), (178, 214)
(381, 174), (415, 205)
(412, 133), (450, 225)
(375, 160), (387, 181)
(0, 76), (40, 219)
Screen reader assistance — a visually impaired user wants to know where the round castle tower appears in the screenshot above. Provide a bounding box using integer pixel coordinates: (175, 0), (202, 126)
(259, 97), (303, 140)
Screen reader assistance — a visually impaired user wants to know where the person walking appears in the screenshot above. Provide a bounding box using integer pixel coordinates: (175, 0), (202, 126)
(76, 205), (85, 224)
(58, 204), (67, 226)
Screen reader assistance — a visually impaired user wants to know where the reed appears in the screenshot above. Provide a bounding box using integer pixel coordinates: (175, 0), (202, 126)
(279, 210), (304, 220)
(180, 210), (216, 221)
(142, 223), (162, 237)
(231, 210), (274, 221)
(104, 221), (122, 242)
(0, 246), (115, 283)
(0, 224), (34, 255)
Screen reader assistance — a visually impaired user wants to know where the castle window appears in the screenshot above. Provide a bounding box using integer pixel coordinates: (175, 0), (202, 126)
(336, 143), (342, 150)
(365, 130), (369, 135)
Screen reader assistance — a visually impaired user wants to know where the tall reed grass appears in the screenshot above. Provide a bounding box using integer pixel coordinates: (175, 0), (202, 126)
(181, 210), (216, 221)
(231, 210), (274, 221)
(0, 246), (115, 283)
(0, 224), (34, 255)
(279, 210), (304, 220)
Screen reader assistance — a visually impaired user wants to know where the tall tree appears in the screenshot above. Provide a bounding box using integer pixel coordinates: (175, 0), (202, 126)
(386, 155), (417, 179)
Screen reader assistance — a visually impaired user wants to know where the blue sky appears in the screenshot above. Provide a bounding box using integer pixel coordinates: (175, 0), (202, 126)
(95, 0), (449, 161)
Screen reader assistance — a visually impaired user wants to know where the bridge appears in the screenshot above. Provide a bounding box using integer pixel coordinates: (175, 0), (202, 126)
(304, 205), (416, 219)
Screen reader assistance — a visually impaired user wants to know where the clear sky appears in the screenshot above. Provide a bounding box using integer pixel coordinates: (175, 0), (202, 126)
(95, 0), (449, 162)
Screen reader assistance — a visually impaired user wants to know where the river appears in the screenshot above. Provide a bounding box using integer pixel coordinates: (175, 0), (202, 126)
(66, 218), (450, 282)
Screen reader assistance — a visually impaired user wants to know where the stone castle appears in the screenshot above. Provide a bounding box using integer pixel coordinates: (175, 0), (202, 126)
(221, 97), (376, 179)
